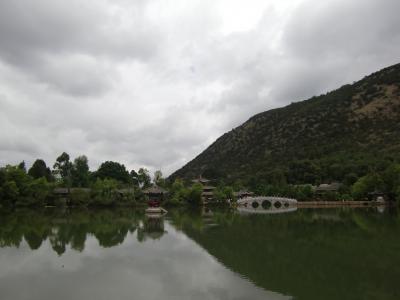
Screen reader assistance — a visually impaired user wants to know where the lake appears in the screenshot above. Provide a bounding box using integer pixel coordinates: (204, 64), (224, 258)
(0, 206), (399, 300)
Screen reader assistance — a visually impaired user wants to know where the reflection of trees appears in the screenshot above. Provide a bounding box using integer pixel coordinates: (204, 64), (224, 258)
(95, 225), (130, 248)
(137, 216), (166, 242)
(0, 209), (141, 255)
(2, 207), (399, 300)
(168, 207), (235, 232)
(24, 231), (45, 250)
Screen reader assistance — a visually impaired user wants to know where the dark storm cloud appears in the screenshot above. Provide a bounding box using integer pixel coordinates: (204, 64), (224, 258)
(0, 0), (399, 174)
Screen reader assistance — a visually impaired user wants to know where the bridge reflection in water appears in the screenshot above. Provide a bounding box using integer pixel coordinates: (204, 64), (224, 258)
(237, 196), (298, 214)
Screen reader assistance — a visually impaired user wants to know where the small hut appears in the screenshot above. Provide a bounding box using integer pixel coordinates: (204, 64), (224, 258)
(315, 182), (342, 195)
(143, 185), (167, 207)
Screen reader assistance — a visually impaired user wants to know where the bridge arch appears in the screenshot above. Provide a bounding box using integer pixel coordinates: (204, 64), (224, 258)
(237, 196), (297, 214)
(262, 200), (271, 209)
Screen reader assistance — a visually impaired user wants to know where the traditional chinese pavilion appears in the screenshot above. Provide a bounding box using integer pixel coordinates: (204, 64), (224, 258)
(192, 176), (216, 203)
(143, 185), (167, 207)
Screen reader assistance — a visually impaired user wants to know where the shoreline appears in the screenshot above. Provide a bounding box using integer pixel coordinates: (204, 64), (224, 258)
(296, 201), (389, 208)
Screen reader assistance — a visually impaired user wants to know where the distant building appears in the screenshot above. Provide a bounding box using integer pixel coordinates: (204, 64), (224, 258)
(234, 190), (255, 199)
(53, 188), (91, 195)
(367, 191), (389, 202)
(315, 182), (342, 195)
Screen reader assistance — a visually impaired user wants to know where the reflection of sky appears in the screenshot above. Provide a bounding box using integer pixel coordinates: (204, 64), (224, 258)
(0, 221), (290, 300)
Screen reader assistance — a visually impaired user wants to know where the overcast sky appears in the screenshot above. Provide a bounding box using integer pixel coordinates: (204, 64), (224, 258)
(0, 0), (399, 175)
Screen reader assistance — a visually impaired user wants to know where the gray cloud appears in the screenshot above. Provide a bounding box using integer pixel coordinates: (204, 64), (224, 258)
(0, 0), (161, 97)
(0, 0), (399, 175)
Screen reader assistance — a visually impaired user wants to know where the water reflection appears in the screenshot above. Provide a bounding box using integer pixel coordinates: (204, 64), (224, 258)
(0, 207), (399, 300)
(137, 215), (167, 242)
(237, 206), (297, 214)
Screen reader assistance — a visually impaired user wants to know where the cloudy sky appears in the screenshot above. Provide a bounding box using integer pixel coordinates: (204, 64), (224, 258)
(0, 0), (399, 175)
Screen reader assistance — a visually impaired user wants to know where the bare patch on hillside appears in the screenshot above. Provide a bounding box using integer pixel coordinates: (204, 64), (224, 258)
(350, 84), (400, 120)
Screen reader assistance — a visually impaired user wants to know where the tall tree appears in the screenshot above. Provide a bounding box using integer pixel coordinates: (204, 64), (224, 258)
(28, 159), (52, 181)
(153, 170), (165, 187)
(53, 152), (73, 186)
(138, 168), (151, 188)
(130, 169), (139, 186)
(18, 161), (26, 173)
(71, 155), (90, 187)
(96, 161), (130, 183)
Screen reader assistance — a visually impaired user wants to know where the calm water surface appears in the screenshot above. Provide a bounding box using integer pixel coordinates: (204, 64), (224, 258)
(0, 207), (399, 300)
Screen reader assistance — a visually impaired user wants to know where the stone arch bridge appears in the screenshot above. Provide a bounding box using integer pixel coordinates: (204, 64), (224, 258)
(237, 196), (298, 214)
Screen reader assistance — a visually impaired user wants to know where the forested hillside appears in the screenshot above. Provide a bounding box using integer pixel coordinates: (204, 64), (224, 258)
(171, 63), (400, 187)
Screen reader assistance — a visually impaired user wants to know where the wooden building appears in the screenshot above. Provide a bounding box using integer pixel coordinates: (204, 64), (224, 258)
(315, 182), (342, 195)
(143, 185), (167, 207)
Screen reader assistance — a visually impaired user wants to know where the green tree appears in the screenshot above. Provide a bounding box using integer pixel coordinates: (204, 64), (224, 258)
(70, 188), (91, 206)
(295, 185), (314, 201)
(0, 168), (6, 187)
(3, 165), (31, 198)
(90, 178), (119, 206)
(96, 161), (130, 183)
(352, 173), (384, 199)
(153, 170), (165, 187)
(0, 164), (54, 207)
(130, 169), (139, 186)
(28, 159), (53, 181)
(344, 173), (358, 186)
(186, 183), (203, 205)
(71, 155), (90, 187)
(168, 178), (187, 205)
(53, 152), (73, 185)
(382, 164), (400, 198)
(138, 168), (151, 188)
(214, 185), (235, 203)
(25, 177), (50, 206)
(18, 161), (26, 172)
(1, 181), (19, 205)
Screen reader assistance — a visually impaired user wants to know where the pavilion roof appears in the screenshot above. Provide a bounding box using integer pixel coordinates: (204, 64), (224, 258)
(234, 190), (254, 196)
(202, 191), (214, 196)
(192, 175), (210, 183)
(315, 182), (342, 192)
(53, 188), (69, 194)
(202, 185), (216, 190)
(143, 185), (168, 194)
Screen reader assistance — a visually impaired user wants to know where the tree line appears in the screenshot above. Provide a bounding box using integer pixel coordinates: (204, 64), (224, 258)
(0, 152), (154, 208)
(0, 152), (233, 208)
(1, 152), (399, 208)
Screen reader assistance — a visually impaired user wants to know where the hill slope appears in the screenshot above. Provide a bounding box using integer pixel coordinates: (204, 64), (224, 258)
(171, 63), (400, 185)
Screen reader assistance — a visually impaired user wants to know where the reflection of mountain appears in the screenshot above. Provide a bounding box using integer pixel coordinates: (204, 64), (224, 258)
(178, 209), (400, 300)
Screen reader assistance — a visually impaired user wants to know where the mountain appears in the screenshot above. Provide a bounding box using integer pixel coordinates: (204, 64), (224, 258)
(170, 63), (400, 186)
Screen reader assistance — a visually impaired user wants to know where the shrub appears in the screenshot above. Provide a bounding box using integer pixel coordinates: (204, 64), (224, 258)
(70, 189), (91, 206)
